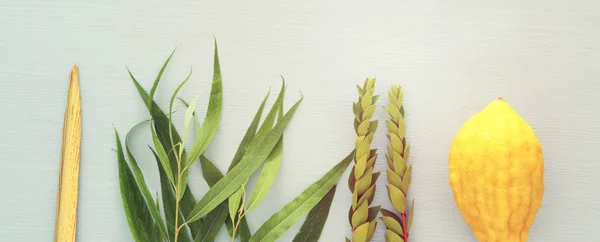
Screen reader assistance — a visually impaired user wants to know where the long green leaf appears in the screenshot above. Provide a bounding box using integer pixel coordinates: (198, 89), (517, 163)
(115, 129), (160, 242)
(180, 95), (261, 240)
(254, 80), (285, 139)
(169, 69), (192, 147)
(227, 81), (285, 225)
(225, 85), (284, 241)
(227, 89), (272, 171)
(199, 155), (223, 187)
(245, 138), (283, 213)
(292, 185), (337, 242)
(184, 40), (223, 171)
(186, 95), (303, 224)
(178, 90), (203, 202)
(169, 69), (193, 204)
(128, 67), (201, 235)
(151, 125), (175, 187)
(229, 186), (245, 224)
(122, 124), (169, 241)
(148, 48), (176, 114)
(189, 84), (276, 228)
(183, 91), (201, 144)
(195, 202), (228, 242)
(224, 89), (272, 238)
(154, 149), (192, 242)
(239, 219), (252, 242)
(246, 99), (285, 212)
(199, 155), (251, 242)
(195, 155), (230, 242)
(249, 150), (355, 242)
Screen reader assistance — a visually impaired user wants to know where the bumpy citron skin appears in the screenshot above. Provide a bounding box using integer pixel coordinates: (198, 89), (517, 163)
(449, 98), (544, 242)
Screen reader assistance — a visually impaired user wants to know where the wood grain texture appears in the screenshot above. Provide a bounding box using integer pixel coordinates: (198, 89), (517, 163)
(1, 0), (599, 241)
(53, 65), (81, 242)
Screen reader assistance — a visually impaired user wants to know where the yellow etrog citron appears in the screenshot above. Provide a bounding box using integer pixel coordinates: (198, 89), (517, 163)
(448, 98), (544, 242)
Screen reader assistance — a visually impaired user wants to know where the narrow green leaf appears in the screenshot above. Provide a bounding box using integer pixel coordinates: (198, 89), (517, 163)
(291, 185), (337, 242)
(227, 82), (286, 224)
(186, 95), (303, 224)
(226, 218), (252, 242)
(183, 91), (201, 144)
(154, 149), (191, 242)
(128, 68), (201, 234)
(223, 86), (278, 240)
(151, 125), (175, 187)
(169, 70), (192, 128)
(199, 155), (223, 186)
(255, 81), (286, 138)
(178, 170), (190, 202)
(229, 186), (245, 223)
(169, 70), (192, 161)
(148, 48), (176, 114)
(195, 202), (228, 242)
(228, 90), (270, 171)
(183, 100), (250, 240)
(240, 219), (252, 242)
(184, 40), (223, 171)
(248, 150), (354, 242)
(196, 155), (230, 242)
(245, 136), (283, 213)
(115, 130), (159, 242)
(200, 155), (251, 241)
(178, 91), (201, 203)
(122, 125), (169, 241)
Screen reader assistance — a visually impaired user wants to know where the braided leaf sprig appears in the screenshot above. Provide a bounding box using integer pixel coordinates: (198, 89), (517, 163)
(347, 77), (381, 242)
(380, 84), (415, 242)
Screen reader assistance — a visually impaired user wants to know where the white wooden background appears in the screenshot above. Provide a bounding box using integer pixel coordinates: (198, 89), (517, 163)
(1, 1), (599, 241)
